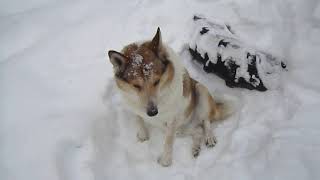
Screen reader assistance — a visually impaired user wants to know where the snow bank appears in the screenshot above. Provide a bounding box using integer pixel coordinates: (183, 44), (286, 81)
(1, 0), (320, 180)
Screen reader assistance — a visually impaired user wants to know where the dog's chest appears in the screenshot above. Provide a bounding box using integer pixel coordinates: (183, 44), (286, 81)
(144, 95), (191, 130)
(143, 113), (172, 130)
(146, 107), (178, 127)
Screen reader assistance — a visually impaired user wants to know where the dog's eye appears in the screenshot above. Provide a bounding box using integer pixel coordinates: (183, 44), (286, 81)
(133, 84), (141, 90)
(153, 80), (160, 86)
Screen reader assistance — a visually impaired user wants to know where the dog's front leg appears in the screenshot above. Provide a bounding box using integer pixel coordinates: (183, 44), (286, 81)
(158, 120), (177, 167)
(136, 116), (149, 142)
(203, 118), (217, 148)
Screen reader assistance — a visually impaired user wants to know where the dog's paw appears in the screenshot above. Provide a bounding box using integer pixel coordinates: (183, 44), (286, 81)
(205, 136), (217, 148)
(192, 145), (201, 158)
(137, 129), (149, 142)
(157, 154), (172, 167)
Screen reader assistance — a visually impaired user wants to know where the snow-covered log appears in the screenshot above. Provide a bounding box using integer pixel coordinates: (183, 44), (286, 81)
(185, 15), (287, 91)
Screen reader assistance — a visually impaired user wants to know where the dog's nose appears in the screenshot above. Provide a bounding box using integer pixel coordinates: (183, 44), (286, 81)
(147, 103), (158, 117)
(147, 107), (158, 117)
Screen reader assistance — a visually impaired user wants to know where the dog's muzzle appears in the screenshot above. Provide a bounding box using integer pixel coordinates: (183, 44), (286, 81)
(146, 102), (158, 117)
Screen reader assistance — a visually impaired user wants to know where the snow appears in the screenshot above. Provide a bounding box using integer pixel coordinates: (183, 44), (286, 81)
(128, 53), (154, 77)
(132, 54), (143, 66)
(1, 0), (320, 180)
(142, 62), (153, 77)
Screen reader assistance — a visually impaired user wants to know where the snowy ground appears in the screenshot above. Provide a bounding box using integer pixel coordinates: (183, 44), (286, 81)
(1, 0), (320, 180)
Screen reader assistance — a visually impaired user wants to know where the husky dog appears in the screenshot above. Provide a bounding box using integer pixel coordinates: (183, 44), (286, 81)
(108, 28), (229, 167)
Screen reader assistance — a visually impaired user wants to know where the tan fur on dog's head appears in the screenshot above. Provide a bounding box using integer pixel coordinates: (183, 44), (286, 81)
(108, 28), (174, 117)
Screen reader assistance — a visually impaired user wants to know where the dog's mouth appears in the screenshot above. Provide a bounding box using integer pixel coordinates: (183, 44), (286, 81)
(146, 102), (158, 117)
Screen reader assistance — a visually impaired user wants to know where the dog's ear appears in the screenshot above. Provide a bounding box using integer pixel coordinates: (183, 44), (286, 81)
(108, 50), (128, 74)
(150, 27), (162, 55)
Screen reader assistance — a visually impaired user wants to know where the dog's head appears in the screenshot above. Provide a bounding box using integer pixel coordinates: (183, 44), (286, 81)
(108, 28), (174, 117)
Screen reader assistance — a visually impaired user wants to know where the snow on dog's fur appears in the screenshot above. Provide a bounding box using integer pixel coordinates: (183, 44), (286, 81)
(108, 28), (230, 167)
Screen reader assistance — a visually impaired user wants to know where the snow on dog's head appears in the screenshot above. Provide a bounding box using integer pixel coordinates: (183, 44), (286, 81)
(108, 28), (174, 117)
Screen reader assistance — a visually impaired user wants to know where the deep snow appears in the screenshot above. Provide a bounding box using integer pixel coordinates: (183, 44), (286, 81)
(1, 0), (320, 180)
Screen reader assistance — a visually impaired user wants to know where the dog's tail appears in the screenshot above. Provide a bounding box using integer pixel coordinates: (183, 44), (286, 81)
(210, 101), (233, 122)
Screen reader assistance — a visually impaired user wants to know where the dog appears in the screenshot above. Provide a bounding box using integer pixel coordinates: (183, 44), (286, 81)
(108, 28), (229, 167)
